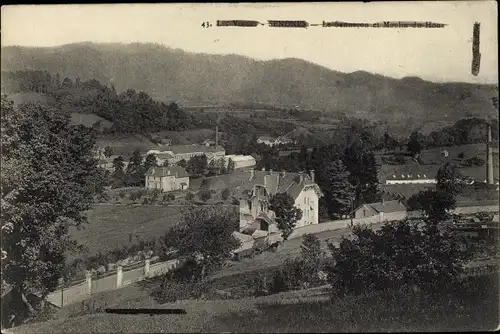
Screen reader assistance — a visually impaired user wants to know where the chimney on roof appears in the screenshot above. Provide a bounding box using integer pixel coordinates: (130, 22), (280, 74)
(269, 169), (273, 175)
(299, 172), (304, 184)
(309, 170), (315, 183)
(167, 170), (171, 176)
(281, 170), (286, 178)
(249, 168), (255, 180)
(262, 167), (265, 172)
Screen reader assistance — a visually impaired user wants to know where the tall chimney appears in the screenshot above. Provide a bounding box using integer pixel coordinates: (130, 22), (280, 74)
(249, 168), (254, 180)
(215, 126), (219, 147)
(310, 170), (315, 183)
(486, 122), (494, 184)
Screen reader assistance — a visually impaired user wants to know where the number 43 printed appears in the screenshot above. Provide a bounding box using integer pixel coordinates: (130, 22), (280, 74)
(201, 22), (212, 28)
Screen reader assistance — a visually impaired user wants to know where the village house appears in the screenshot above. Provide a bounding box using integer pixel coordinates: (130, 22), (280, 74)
(147, 144), (225, 165)
(144, 166), (189, 191)
(237, 169), (323, 242)
(352, 199), (407, 220)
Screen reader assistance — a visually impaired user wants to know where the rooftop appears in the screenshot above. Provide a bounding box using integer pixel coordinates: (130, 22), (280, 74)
(145, 166), (189, 178)
(379, 164), (441, 181)
(168, 144), (225, 154)
(356, 200), (407, 214)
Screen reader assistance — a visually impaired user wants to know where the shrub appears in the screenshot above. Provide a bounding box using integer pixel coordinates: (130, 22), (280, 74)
(458, 152), (465, 159)
(221, 188), (231, 200)
(198, 190), (212, 202)
(270, 257), (310, 294)
(186, 192), (194, 201)
(326, 220), (473, 296)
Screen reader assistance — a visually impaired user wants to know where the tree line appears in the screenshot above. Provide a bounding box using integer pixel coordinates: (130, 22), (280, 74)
(1, 70), (195, 135)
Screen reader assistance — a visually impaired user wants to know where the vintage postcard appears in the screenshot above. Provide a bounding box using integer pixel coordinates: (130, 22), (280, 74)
(1, 2), (498, 333)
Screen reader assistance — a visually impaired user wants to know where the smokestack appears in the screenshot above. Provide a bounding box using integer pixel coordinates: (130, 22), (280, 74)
(215, 126), (219, 147)
(487, 123), (494, 185)
(310, 170), (315, 183)
(249, 168), (254, 180)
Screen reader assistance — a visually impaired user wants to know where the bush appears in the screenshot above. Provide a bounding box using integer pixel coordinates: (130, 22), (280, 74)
(221, 188), (231, 201)
(326, 220), (473, 296)
(270, 257), (310, 294)
(458, 152), (465, 159)
(186, 192), (194, 201)
(198, 190), (212, 202)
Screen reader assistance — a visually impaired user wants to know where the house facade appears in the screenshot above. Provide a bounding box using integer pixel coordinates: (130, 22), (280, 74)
(144, 166), (189, 192)
(237, 169), (323, 241)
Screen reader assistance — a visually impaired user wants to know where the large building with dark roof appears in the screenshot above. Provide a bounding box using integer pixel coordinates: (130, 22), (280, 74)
(236, 169), (323, 240)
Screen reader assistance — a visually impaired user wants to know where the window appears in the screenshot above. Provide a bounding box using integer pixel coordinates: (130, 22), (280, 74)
(307, 197), (310, 205)
(401, 175), (405, 179)
(304, 197), (307, 204)
(248, 201), (252, 211)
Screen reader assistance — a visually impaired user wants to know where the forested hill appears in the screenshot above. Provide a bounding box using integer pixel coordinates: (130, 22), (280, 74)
(1, 42), (498, 127)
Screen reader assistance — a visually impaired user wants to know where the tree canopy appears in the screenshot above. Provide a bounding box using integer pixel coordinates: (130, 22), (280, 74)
(1, 97), (103, 321)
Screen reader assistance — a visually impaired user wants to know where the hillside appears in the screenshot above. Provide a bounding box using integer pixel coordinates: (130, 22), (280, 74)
(2, 42), (498, 131)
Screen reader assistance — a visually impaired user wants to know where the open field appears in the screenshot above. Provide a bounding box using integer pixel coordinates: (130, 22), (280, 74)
(419, 143), (499, 164)
(69, 205), (184, 258)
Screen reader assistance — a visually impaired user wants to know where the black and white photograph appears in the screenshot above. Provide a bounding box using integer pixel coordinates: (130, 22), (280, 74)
(1, 2), (499, 332)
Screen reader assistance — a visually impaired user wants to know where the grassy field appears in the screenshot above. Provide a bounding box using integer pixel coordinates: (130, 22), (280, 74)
(68, 205), (185, 259)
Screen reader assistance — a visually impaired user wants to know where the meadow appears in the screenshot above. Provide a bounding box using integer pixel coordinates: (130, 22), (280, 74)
(68, 205), (185, 259)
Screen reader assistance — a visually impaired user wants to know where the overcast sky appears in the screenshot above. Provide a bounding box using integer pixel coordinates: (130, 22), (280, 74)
(1, 2), (498, 84)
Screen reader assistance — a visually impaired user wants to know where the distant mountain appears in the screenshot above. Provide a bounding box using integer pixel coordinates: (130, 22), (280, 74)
(2, 42), (498, 129)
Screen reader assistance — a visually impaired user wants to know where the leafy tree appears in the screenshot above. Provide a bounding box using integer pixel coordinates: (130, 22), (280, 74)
(61, 77), (73, 88)
(177, 159), (187, 168)
(322, 159), (355, 219)
(1, 98), (102, 320)
(326, 220), (472, 296)
(127, 150), (143, 173)
(408, 163), (463, 222)
(103, 146), (114, 158)
(227, 158), (235, 173)
(269, 193), (303, 240)
(436, 162), (463, 196)
(111, 156), (125, 187)
(125, 150), (146, 186)
(163, 205), (240, 280)
(143, 153), (158, 172)
(407, 131), (423, 157)
(162, 160), (170, 167)
(217, 157), (227, 174)
(186, 155), (208, 177)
